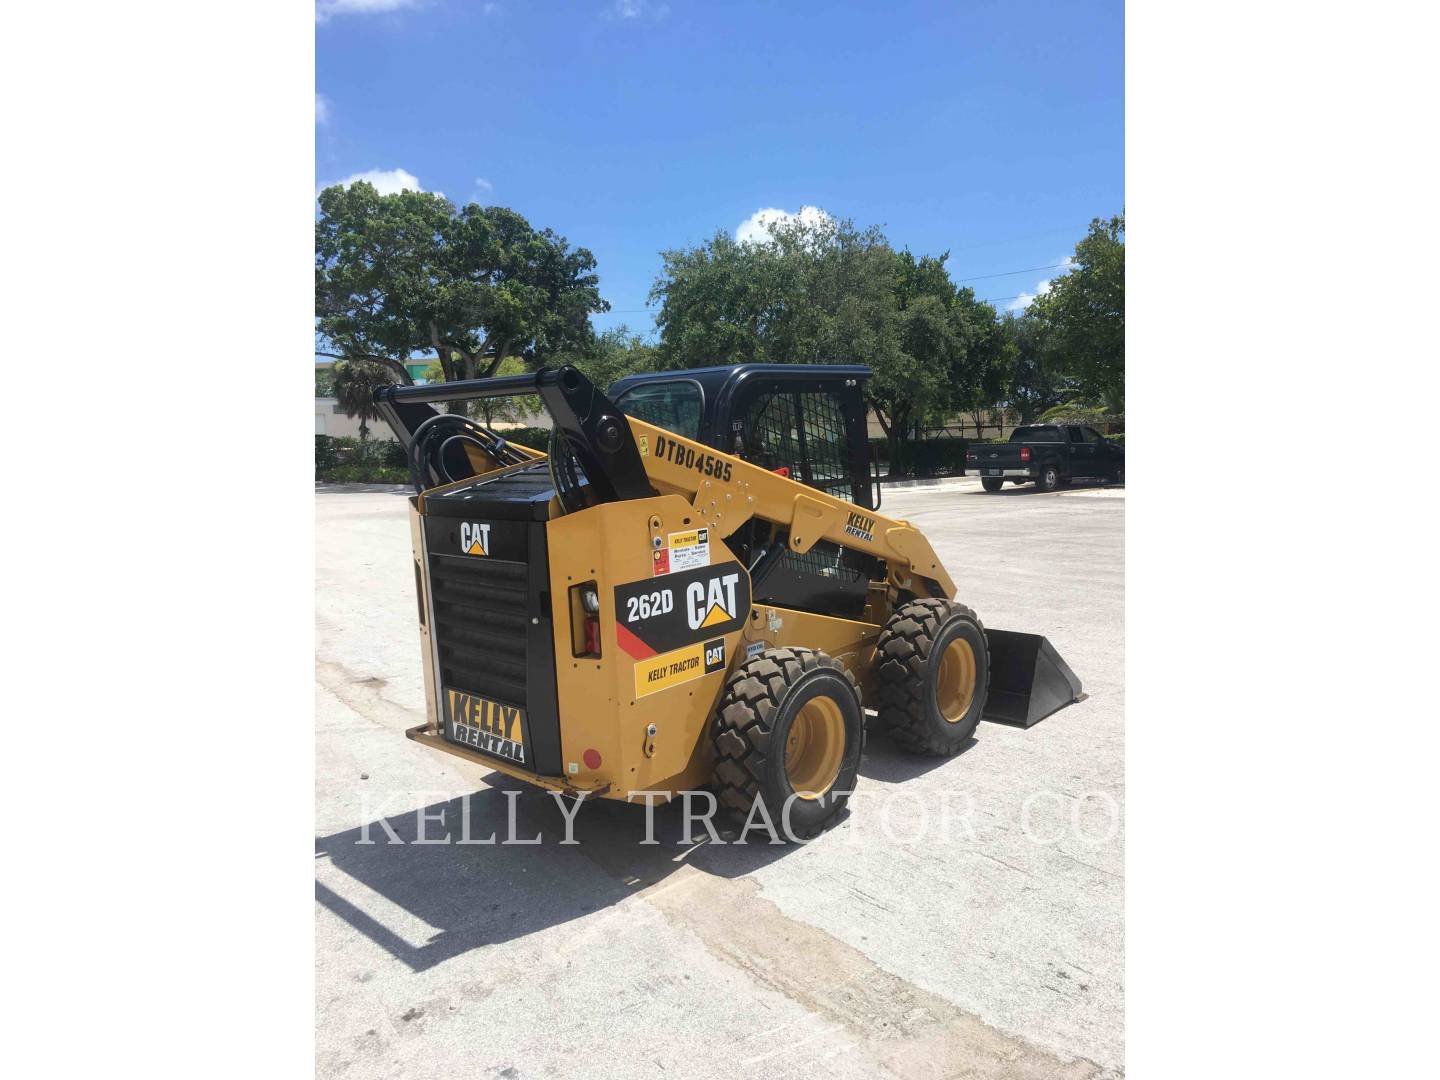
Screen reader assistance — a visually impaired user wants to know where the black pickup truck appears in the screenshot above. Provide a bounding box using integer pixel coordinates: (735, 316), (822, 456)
(967, 424), (1124, 492)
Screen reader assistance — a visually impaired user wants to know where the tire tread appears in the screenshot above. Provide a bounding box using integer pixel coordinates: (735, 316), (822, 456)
(874, 598), (989, 756)
(710, 646), (862, 818)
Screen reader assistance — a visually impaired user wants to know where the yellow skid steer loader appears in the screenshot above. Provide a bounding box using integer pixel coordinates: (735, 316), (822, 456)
(374, 364), (1081, 838)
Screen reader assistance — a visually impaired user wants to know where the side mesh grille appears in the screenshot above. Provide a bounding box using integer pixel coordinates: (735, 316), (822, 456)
(427, 555), (529, 705)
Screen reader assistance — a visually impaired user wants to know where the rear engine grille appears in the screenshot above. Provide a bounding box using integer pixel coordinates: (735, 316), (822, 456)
(428, 555), (529, 705)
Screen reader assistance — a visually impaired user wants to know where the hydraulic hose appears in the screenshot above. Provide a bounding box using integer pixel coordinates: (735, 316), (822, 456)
(405, 413), (532, 494)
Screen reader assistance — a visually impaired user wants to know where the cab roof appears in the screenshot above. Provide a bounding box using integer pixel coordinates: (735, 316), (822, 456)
(607, 362), (871, 403)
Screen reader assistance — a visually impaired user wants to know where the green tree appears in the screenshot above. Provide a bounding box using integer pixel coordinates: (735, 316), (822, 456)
(948, 289), (1013, 437)
(315, 181), (609, 412)
(1030, 214), (1124, 408)
(650, 231), (782, 366)
(314, 184), (449, 384)
(652, 215), (979, 475)
(330, 358), (395, 441)
(1001, 312), (1070, 423)
(567, 325), (660, 391)
(882, 250), (962, 471)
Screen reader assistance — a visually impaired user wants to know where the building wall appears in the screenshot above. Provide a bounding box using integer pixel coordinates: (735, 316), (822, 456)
(315, 397), (387, 439)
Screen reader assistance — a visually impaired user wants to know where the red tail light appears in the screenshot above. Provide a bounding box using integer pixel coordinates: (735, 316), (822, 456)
(1020, 447), (1031, 463)
(569, 582), (601, 658)
(966, 451), (977, 462)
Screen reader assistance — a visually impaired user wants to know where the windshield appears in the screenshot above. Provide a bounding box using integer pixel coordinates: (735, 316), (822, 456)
(1010, 426), (1063, 443)
(614, 380), (703, 440)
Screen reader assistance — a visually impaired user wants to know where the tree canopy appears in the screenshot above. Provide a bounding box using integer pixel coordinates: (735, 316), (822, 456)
(649, 214), (1010, 472)
(329, 358), (394, 441)
(1029, 214), (1124, 410)
(315, 182), (609, 410)
(315, 184), (1124, 446)
(565, 325), (660, 390)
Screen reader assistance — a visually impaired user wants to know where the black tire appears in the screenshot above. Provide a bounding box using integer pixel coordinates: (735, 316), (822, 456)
(711, 647), (864, 840)
(1113, 464), (1125, 485)
(1036, 463), (1062, 492)
(874, 598), (990, 756)
(980, 476), (1004, 492)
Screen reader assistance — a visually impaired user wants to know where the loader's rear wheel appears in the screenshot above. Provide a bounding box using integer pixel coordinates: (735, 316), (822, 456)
(711, 647), (863, 841)
(875, 598), (989, 756)
(980, 476), (1004, 492)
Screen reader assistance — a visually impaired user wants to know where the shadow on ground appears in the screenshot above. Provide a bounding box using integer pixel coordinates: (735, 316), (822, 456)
(315, 775), (817, 972)
(858, 725), (977, 782)
(962, 477), (1123, 497)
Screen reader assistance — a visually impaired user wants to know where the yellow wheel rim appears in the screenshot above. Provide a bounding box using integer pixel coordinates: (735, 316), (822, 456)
(936, 638), (977, 723)
(784, 696), (845, 799)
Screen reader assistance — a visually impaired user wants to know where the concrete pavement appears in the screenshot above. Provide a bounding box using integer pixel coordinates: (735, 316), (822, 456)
(315, 479), (1124, 1078)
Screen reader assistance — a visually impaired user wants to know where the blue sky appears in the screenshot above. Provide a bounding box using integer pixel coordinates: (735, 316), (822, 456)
(316, 0), (1123, 338)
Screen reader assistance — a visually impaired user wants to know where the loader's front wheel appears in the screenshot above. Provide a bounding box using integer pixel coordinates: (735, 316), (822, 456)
(711, 647), (864, 841)
(875, 598), (989, 756)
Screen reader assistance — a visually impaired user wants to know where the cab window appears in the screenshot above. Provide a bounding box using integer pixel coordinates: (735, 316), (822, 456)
(614, 381), (703, 440)
(740, 389), (855, 503)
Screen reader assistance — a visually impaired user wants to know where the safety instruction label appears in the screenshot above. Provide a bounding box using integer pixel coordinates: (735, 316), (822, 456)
(633, 638), (727, 698)
(667, 527), (710, 573)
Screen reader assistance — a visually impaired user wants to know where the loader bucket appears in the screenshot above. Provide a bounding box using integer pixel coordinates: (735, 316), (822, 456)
(981, 629), (1084, 728)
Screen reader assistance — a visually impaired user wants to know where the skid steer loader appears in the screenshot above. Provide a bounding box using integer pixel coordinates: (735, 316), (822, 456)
(374, 364), (1082, 838)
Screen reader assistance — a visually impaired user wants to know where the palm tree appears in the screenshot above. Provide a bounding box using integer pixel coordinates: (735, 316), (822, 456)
(331, 359), (393, 442)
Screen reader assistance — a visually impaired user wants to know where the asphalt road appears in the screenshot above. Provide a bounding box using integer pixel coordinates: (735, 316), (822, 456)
(315, 475), (1124, 1079)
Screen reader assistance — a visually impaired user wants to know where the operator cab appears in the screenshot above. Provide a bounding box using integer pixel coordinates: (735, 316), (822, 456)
(610, 364), (880, 620)
(608, 364), (876, 511)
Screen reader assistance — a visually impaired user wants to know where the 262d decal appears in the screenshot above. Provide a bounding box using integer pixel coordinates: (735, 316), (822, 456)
(613, 562), (750, 696)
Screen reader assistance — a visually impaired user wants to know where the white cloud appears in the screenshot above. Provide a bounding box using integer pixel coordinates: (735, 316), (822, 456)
(474, 177), (494, 195)
(325, 168), (433, 196)
(1008, 279), (1053, 312)
(735, 205), (833, 245)
(317, 0), (420, 23)
(1008, 258), (1075, 310)
(315, 93), (330, 125)
(482, 2), (503, 13)
(607, 0), (669, 20)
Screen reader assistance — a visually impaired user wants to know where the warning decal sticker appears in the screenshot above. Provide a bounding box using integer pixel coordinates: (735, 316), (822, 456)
(666, 527), (710, 573)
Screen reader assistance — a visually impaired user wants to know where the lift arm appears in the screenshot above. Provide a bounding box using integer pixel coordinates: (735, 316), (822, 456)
(625, 417), (956, 600)
(376, 365), (955, 600)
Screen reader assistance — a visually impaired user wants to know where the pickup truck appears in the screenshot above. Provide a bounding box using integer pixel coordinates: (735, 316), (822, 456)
(967, 423), (1124, 492)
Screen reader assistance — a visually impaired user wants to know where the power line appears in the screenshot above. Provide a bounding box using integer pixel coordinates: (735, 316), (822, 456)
(944, 224), (1087, 254)
(956, 261), (1070, 282)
